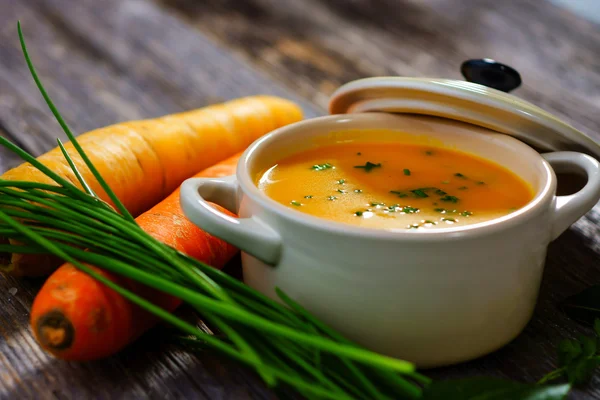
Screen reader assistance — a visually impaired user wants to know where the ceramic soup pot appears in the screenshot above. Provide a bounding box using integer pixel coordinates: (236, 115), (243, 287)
(179, 111), (600, 367)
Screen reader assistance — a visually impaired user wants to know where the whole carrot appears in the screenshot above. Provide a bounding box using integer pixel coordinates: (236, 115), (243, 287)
(2, 95), (302, 277)
(30, 154), (241, 361)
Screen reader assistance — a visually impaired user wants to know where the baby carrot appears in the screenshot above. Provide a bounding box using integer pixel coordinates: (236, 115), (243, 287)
(30, 154), (241, 361)
(1, 96), (302, 276)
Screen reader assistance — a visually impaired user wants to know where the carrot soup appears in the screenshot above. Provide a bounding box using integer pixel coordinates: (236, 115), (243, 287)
(255, 142), (534, 230)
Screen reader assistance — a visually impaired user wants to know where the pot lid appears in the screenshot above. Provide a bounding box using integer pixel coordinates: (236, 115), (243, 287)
(328, 59), (600, 160)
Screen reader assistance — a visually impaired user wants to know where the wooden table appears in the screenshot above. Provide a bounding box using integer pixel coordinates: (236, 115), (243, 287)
(2, 0), (600, 398)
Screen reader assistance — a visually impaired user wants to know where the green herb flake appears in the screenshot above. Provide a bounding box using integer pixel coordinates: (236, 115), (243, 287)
(354, 211), (363, 217)
(425, 150), (434, 156)
(356, 152), (362, 156)
(434, 188), (447, 196)
(327, 196), (337, 201)
(411, 189), (429, 198)
(311, 163), (334, 171)
(403, 168), (411, 176)
(460, 211), (473, 217)
(440, 195), (459, 203)
(290, 200), (302, 207)
(442, 180), (450, 184)
(354, 189), (363, 193)
(337, 179), (346, 184)
(390, 190), (408, 198)
(434, 208), (446, 213)
(401, 206), (420, 214)
(477, 181), (486, 185)
(304, 195), (313, 199)
(458, 186), (468, 190)
(424, 220), (436, 225)
(442, 217), (456, 222)
(336, 189), (347, 194)
(407, 224), (420, 229)
(454, 173), (466, 178)
(354, 161), (381, 172)
(371, 202), (384, 207)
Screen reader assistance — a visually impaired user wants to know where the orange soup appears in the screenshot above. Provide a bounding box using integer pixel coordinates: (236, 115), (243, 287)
(255, 142), (534, 230)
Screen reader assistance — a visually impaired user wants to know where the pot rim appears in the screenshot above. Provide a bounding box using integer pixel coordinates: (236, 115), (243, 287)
(237, 113), (555, 242)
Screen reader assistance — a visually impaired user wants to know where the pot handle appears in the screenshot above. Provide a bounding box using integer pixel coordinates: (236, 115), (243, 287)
(179, 175), (282, 265)
(543, 152), (600, 241)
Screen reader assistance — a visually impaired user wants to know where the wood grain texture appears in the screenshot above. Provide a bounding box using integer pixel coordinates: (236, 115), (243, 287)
(156, 0), (600, 140)
(2, 0), (600, 398)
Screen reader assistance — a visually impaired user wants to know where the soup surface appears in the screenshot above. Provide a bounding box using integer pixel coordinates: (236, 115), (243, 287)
(255, 142), (534, 230)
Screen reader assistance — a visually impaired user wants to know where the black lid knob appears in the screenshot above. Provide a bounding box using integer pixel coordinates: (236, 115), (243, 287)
(460, 59), (522, 93)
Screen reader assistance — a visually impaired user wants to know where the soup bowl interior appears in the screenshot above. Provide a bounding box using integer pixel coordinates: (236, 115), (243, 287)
(240, 112), (554, 235)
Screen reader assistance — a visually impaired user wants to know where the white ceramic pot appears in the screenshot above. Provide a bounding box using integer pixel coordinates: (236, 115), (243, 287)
(179, 112), (600, 368)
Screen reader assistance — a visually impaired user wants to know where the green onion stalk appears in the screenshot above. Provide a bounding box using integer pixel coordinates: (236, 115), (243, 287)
(0, 23), (433, 399)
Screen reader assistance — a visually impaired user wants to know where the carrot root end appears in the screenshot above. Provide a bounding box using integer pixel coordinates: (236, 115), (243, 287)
(36, 310), (74, 351)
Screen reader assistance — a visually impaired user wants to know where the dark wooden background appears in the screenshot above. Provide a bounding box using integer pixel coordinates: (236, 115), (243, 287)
(2, 0), (600, 398)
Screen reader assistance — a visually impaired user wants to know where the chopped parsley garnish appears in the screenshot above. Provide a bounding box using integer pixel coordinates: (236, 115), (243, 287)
(476, 181), (486, 185)
(442, 180), (450, 184)
(411, 189), (429, 198)
(454, 173), (466, 178)
(407, 224), (420, 229)
(401, 206), (420, 214)
(357, 152), (362, 156)
(304, 195), (313, 199)
(424, 220), (436, 224)
(442, 217), (456, 222)
(354, 161), (381, 172)
(391, 187), (448, 199)
(290, 200), (302, 206)
(440, 195), (459, 203)
(390, 190), (408, 198)
(425, 150), (434, 156)
(327, 196), (337, 201)
(336, 189), (347, 194)
(460, 211), (473, 217)
(338, 179), (346, 184)
(435, 208), (457, 214)
(403, 168), (411, 176)
(354, 211), (363, 216)
(311, 163), (334, 171)
(458, 186), (468, 190)
(354, 189), (363, 193)
(371, 202), (384, 207)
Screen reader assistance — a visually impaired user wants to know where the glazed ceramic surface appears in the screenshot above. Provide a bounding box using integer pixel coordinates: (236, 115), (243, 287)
(329, 77), (600, 159)
(180, 113), (600, 367)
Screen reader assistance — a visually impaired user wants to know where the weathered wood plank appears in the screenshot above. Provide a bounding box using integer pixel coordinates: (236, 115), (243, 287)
(0, 0), (320, 157)
(156, 0), (600, 140)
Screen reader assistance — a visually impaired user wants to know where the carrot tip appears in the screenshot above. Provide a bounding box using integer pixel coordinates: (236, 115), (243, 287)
(36, 310), (74, 351)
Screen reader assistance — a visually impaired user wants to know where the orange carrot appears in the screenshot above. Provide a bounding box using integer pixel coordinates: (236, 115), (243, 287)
(30, 154), (241, 361)
(1, 96), (302, 276)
